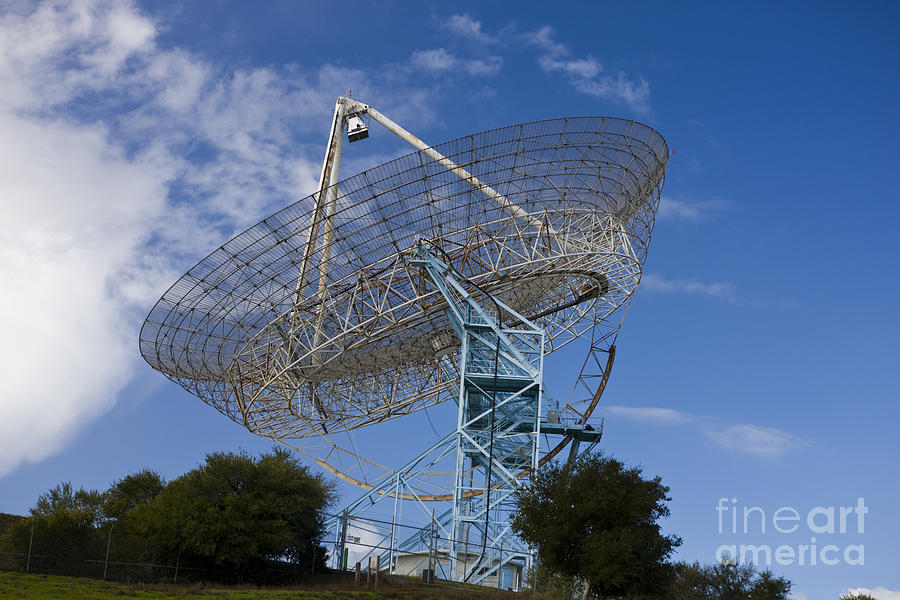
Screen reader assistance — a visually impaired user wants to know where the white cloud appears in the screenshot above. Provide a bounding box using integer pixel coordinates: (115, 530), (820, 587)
(410, 48), (455, 71)
(844, 588), (900, 600)
(573, 72), (649, 111)
(641, 273), (737, 303)
(603, 406), (805, 459)
(523, 26), (650, 113)
(539, 54), (602, 79)
(409, 48), (502, 76)
(440, 13), (496, 45)
(705, 425), (807, 459)
(524, 25), (567, 56)
(658, 196), (727, 222)
(0, 114), (172, 476)
(0, 0), (175, 479)
(604, 406), (691, 425)
(0, 0), (442, 478)
(435, 16), (651, 112)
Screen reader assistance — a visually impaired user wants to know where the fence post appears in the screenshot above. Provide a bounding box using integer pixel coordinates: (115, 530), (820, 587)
(339, 510), (349, 570)
(103, 523), (115, 580)
(173, 550), (180, 584)
(497, 540), (503, 589)
(355, 561), (360, 586)
(463, 538), (468, 582)
(374, 554), (380, 589)
(25, 521), (34, 573)
(428, 509), (436, 582)
(389, 475), (399, 574)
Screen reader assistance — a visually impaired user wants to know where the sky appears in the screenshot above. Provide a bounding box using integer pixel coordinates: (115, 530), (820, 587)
(0, 1), (898, 598)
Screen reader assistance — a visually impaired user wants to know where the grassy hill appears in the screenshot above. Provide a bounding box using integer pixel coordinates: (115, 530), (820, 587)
(0, 570), (533, 599)
(0, 513), (24, 537)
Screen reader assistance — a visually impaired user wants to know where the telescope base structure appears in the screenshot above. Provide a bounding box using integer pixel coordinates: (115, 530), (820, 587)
(327, 244), (603, 587)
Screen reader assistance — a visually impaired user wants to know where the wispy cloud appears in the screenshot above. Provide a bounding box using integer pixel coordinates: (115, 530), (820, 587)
(658, 196), (728, 222)
(604, 406), (692, 425)
(539, 55), (602, 79)
(641, 273), (738, 303)
(409, 48), (502, 76)
(524, 25), (568, 56)
(844, 587), (900, 600)
(705, 425), (807, 459)
(439, 13), (497, 45)
(602, 406), (806, 460)
(435, 14), (651, 113)
(523, 26), (650, 113)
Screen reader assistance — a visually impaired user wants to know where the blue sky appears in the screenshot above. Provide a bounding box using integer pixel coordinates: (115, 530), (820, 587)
(0, 1), (898, 598)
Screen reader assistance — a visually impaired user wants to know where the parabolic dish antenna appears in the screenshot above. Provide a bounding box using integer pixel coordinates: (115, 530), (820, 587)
(140, 97), (668, 583)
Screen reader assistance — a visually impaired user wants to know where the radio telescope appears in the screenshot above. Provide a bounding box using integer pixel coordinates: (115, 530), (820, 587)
(140, 96), (668, 585)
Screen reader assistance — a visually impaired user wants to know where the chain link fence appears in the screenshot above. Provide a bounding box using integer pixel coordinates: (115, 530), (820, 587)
(0, 524), (326, 585)
(0, 512), (552, 594)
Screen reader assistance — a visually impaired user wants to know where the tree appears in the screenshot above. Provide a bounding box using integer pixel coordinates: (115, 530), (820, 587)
(104, 469), (166, 521)
(132, 447), (335, 574)
(100, 470), (168, 564)
(0, 450), (335, 582)
(33, 481), (106, 526)
(526, 563), (585, 599)
(668, 561), (792, 600)
(0, 482), (107, 575)
(749, 569), (793, 600)
(511, 452), (681, 598)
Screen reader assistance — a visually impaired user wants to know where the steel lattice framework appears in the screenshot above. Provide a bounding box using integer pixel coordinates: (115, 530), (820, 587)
(140, 100), (668, 585)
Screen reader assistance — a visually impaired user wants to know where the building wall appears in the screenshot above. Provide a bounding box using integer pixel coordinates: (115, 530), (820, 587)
(392, 552), (521, 590)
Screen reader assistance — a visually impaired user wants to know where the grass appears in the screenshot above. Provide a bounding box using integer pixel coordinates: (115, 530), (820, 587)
(0, 570), (536, 599)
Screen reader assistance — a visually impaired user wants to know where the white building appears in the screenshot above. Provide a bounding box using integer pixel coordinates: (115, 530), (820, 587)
(392, 550), (524, 591)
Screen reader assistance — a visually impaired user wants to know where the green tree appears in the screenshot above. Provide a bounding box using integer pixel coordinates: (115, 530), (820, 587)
(104, 469), (166, 521)
(750, 569), (793, 600)
(132, 448), (335, 574)
(668, 561), (792, 600)
(526, 563), (585, 599)
(33, 482), (106, 526)
(0, 482), (107, 575)
(511, 452), (681, 598)
(841, 595), (878, 600)
(100, 470), (168, 564)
